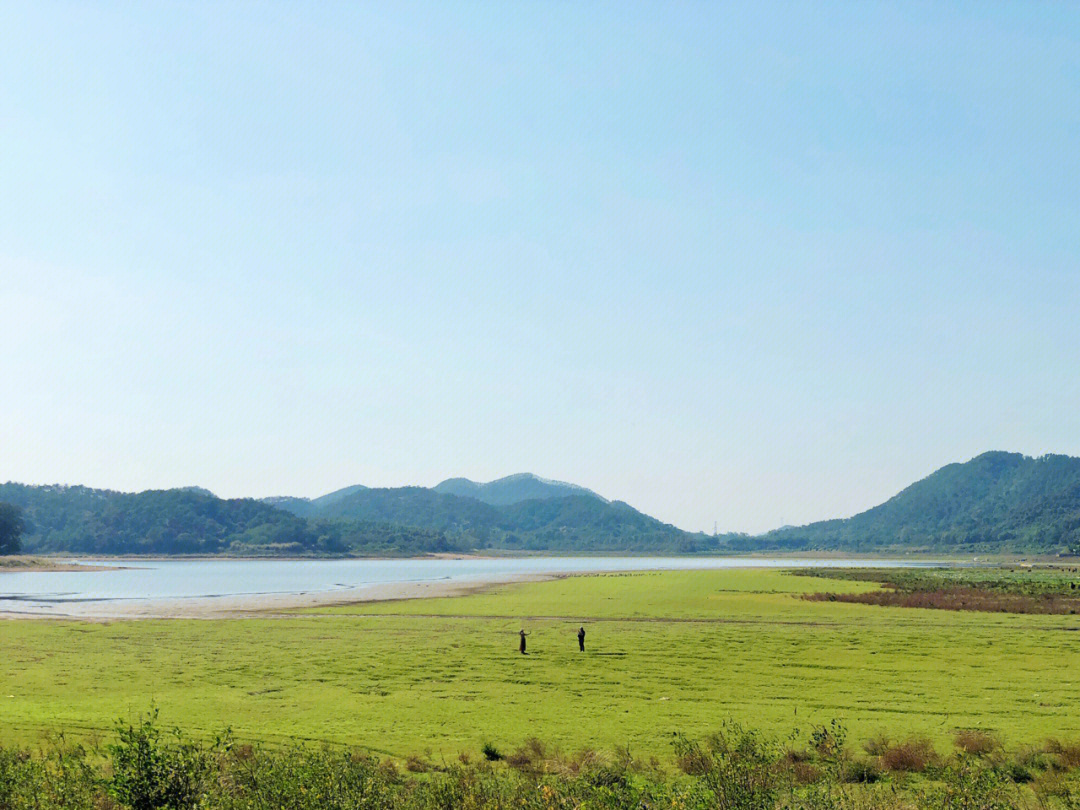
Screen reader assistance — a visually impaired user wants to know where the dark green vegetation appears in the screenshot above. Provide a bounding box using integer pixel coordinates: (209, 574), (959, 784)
(0, 501), (23, 554)
(0, 484), (460, 557)
(0, 474), (698, 556)
(6, 714), (1080, 809)
(798, 565), (1080, 614)
(763, 451), (1080, 554)
(260, 484), (370, 517)
(267, 484), (694, 552)
(8, 452), (1080, 556)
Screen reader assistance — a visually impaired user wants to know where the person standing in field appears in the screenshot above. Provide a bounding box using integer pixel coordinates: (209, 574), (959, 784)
(519, 629), (529, 654)
(577, 626), (586, 652)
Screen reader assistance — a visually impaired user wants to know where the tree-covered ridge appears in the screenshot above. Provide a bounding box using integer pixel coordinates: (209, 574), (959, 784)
(433, 473), (605, 506)
(301, 486), (503, 530)
(0, 483), (462, 557)
(762, 452), (1080, 553)
(261, 484), (372, 519)
(9, 452), (1080, 557)
(0, 480), (698, 556)
(495, 495), (691, 551)
(267, 487), (697, 552)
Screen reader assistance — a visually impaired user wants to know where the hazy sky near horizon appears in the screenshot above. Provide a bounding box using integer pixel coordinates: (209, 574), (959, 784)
(2, 3), (1078, 534)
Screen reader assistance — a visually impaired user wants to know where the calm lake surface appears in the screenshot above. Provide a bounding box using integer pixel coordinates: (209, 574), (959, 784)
(0, 556), (950, 617)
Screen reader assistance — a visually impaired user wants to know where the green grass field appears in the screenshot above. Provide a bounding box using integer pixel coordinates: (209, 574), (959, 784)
(2, 569), (1079, 759)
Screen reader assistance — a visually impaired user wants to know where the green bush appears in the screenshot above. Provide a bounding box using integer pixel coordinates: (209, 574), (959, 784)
(6, 715), (1080, 809)
(107, 711), (216, 810)
(928, 758), (1014, 810)
(673, 722), (784, 810)
(840, 758), (881, 784)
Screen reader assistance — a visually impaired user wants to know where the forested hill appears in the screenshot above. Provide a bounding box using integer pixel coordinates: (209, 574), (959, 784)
(261, 484), (370, 519)
(265, 486), (701, 552)
(0, 480), (704, 556)
(760, 452), (1080, 553)
(0, 483), (462, 557)
(7, 453), (1080, 556)
(278, 487), (501, 529)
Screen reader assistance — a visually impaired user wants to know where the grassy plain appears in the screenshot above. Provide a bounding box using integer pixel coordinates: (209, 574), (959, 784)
(1, 569), (1079, 759)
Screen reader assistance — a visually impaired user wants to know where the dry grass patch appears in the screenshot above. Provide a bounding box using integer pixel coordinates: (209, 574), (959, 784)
(1047, 738), (1080, 769)
(879, 738), (939, 773)
(805, 586), (1080, 614)
(954, 729), (1001, 756)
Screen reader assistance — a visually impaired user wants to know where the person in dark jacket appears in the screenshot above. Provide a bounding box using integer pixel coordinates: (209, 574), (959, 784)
(519, 629), (529, 654)
(577, 626), (586, 652)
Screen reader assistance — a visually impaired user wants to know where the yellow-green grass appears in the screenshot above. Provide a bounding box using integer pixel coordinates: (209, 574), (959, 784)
(1, 569), (1078, 759)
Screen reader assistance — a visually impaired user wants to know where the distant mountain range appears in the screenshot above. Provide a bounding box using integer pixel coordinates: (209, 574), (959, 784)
(258, 474), (687, 553)
(263, 474), (604, 516)
(0, 473), (700, 556)
(3, 455), (1080, 556)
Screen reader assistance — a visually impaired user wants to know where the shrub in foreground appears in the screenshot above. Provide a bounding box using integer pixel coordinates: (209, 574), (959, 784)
(3, 715), (1080, 809)
(673, 722), (784, 809)
(108, 711), (216, 810)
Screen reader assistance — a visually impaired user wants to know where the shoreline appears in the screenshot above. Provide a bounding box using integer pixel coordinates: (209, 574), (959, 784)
(4, 549), (1008, 564)
(4, 553), (1052, 622)
(0, 572), (553, 621)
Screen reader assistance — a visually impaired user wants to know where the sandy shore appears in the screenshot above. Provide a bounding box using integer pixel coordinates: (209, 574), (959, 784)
(0, 572), (554, 620)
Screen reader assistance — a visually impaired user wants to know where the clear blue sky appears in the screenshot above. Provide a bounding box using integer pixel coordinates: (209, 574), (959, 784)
(2, 3), (1078, 533)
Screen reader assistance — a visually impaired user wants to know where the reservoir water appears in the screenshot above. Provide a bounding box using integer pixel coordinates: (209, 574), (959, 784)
(0, 556), (950, 618)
